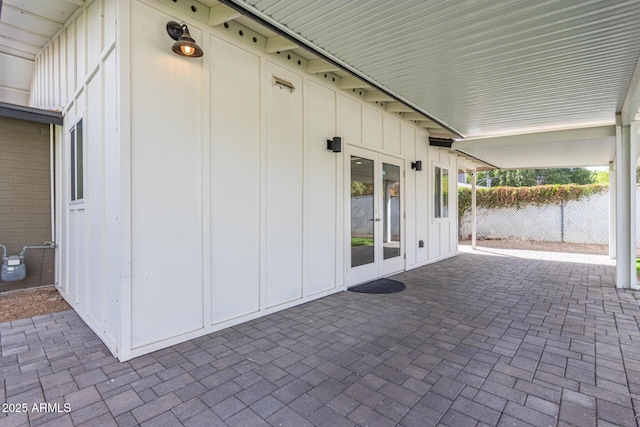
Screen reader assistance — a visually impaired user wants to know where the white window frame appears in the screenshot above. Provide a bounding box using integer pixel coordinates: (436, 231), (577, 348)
(433, 164), (450, 221)
(70, 118), (84, 203)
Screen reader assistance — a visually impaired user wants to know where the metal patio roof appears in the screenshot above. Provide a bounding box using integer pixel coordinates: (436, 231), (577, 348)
(225, 0), (640, 140)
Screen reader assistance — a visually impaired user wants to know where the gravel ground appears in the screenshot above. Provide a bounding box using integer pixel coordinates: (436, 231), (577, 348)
(0, 286), (71, 323)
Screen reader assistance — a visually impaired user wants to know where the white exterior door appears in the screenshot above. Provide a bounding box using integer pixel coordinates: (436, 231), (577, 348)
(347, 146), (404, 286)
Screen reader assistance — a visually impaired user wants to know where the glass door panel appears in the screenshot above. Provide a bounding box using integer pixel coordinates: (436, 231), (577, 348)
(382, 163), (401, 260)
(351, 156), (375, 267)
(347, 148), (404, 286)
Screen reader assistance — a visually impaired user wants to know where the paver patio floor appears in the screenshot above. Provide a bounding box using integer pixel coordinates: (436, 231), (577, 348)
(2, 248), (640, 426)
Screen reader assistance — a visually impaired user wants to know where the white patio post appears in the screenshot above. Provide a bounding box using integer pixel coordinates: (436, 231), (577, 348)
(609, 160), (616, 259)
(615, 114), (638, 289)
(472, 171), (477, 249)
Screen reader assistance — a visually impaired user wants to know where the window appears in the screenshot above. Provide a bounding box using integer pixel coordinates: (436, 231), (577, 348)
(434, 166), (449, 219)
(70, 119), (83, 201)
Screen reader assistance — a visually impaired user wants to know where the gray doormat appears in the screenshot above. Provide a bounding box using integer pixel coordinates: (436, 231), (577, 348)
(348, 278), (406, 294)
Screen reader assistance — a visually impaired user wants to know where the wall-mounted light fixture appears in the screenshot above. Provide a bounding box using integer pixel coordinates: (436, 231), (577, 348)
(411, 160), (422, 171)
(166, 21), (203, 58)
(327, 136), (342, 153)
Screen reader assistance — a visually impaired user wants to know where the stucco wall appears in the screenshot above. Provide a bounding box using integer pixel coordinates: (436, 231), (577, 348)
(0, 116), (53, 292)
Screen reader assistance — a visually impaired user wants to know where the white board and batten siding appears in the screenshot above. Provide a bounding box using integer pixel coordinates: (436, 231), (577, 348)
(32, 0), (461, 360)
(125, 0), (453, 359)
(31, 0), (120, 354)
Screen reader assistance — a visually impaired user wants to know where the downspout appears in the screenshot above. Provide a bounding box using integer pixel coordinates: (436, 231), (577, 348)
(50, 124), (55, 243)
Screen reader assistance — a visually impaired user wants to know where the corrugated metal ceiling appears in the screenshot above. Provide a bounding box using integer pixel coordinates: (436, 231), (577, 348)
(229, 0), (640, 138)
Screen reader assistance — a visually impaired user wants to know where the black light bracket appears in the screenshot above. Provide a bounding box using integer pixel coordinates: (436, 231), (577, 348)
(167, 21), (186, 40)
(411, 160), (422, 171)
(327, 136), (342, 153)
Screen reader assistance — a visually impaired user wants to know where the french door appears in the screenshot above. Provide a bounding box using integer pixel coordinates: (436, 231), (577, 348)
(347, 146), (404, 286)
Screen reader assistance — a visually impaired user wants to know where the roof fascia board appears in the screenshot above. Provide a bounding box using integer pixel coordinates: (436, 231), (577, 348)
(219, 0), (463, 138)
(0, 102), (63, 125)
(453, 149), (499, 170)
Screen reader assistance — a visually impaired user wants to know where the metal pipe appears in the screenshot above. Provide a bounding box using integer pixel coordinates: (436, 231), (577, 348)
(0, 244), (6, 258)
(19, 242), (56, 257)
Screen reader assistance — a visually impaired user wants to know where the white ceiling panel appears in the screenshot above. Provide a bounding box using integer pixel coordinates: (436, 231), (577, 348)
(452, 125), (616, 168)
(0, 0), (81, 105)
(229, 0), (640, 138)
(0, 53), (33, 90)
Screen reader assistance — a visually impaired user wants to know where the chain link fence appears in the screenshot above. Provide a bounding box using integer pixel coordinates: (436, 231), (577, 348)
(460, 187), (640, 245)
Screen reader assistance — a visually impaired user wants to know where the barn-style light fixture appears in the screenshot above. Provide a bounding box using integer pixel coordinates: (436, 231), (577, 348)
(411, 160), (422, 171)
(166, 21), (203, 58)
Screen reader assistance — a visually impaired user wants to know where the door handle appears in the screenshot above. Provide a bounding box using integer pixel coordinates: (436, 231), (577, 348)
(374, 218), (381, 222)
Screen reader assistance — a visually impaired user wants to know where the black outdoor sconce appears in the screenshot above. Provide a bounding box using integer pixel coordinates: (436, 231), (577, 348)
(166, 21), (204, 58)
(411, 160), (422, 171)
(327, 136), (342, 153)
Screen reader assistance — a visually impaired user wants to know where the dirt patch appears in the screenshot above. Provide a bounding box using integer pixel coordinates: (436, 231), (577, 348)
(459, 239), (609, 255)
(0, 287), (71, 323)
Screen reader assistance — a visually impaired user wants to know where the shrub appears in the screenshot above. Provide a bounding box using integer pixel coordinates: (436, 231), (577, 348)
(458, 184), (608, 218)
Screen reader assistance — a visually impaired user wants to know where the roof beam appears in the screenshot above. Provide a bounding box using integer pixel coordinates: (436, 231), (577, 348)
(364, 91), (394, 102)
(403, 112), (435, 123)
(208, 3), (241, 27)
(265, 35), (298, 53)
(385, 102), (413, 113)
(339, 76), (370, 90)
(306, 59), (340, 74)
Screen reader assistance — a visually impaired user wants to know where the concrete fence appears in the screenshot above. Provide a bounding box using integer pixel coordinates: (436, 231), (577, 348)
(459, 186), (640, 246)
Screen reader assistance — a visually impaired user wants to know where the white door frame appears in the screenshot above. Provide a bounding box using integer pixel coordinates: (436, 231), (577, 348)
(345, 145), (405, 287)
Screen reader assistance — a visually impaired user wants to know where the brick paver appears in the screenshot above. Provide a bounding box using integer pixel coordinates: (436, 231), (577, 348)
(1, 248), (639, 426)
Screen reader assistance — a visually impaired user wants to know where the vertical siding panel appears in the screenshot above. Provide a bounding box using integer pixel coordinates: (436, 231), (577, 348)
(52, 38), (60, 107)
(304, 80), (337, 296)
(402, 125), (417, 266)
(76, 12), (86, 92)
(87, 0), (102, 70)
(103, 51), (119, 341)
(264, 62), (303, 308)
(130, 3), (203, 348)
(86, 70), (104, 327)
(362, 106), (383, 149)
(104, 0), (116, 49)
(59, 32), (67, 108)
(383, 116), (401, 154)
(67, 25), (76, 101)
(337, 95), (362, 144)
(209, 37), (261, 323)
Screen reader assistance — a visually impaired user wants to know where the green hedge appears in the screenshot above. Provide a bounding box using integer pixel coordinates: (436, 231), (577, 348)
(458, 184), (608, 218)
